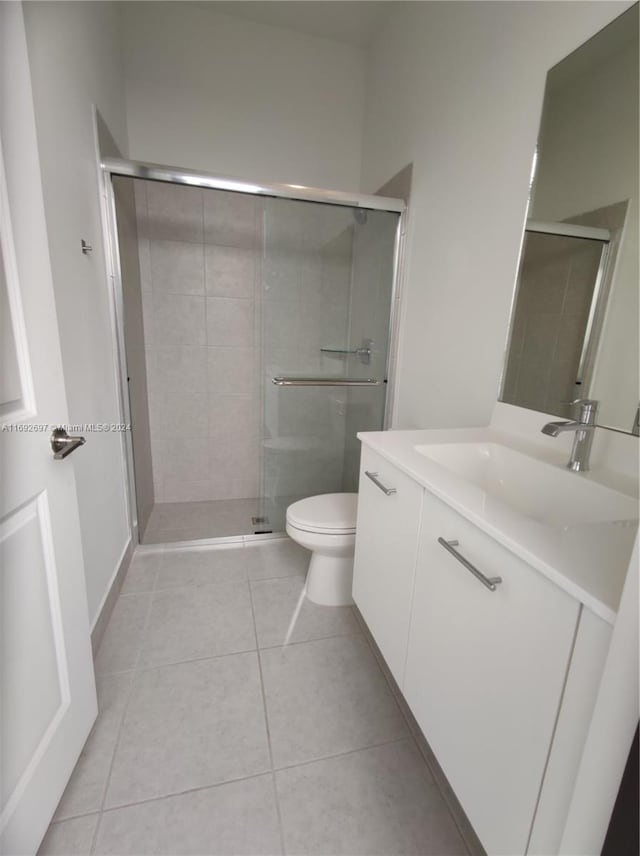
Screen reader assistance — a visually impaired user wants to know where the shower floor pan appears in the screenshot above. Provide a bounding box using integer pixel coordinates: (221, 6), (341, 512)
(141, 497), (298, 544)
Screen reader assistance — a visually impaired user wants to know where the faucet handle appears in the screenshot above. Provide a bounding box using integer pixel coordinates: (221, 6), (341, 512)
(562, 398), (599, 425)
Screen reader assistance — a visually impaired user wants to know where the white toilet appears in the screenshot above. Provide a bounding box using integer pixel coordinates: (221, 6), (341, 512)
(286, 493), (358, 606)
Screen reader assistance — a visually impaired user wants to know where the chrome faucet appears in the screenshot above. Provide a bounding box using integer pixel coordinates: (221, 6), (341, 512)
(541, 399), (598, 472)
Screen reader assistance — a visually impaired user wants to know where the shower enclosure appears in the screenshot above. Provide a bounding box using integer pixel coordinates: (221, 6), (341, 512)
(106, 161), (404, 544)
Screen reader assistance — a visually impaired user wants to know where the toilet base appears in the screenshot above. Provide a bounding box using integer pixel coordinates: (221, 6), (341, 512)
(306, 552), (354, 607)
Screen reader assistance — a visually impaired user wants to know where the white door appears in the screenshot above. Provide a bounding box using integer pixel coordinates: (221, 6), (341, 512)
(0, 5), (97, 855)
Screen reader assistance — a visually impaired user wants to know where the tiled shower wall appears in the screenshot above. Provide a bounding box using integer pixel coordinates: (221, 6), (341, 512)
(135, 180), (261, 503)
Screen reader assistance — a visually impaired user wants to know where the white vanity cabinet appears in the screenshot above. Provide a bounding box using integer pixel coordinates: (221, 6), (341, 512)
(403, 490), (581, 855)
(352, 446), (423, 684)
(351, 437), (621, 856)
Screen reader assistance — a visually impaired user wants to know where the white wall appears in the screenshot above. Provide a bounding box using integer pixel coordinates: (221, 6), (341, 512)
(23, 1), (131, 625)
(361, 1), (632, 429)
(122, 1), (366, 190)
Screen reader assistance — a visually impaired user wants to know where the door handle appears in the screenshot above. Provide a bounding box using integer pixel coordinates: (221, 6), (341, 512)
(50, 427), (86, 460)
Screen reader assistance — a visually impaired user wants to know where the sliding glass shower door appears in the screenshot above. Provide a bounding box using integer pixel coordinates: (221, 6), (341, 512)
(258, 197), (400, 532)
(111, 160), (402, 542)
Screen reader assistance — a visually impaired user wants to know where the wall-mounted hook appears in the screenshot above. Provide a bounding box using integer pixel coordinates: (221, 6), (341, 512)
(81, 239), (93, 255)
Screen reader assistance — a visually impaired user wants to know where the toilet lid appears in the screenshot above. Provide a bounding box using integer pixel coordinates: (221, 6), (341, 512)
(286, 493), (358, 534)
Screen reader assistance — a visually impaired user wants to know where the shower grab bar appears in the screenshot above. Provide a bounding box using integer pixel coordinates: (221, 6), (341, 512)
(272, 377), (380, 387)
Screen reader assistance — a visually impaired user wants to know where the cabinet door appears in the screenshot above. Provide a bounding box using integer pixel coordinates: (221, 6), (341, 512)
(404, 492), (580, 856)
(352, 446), (423, 685)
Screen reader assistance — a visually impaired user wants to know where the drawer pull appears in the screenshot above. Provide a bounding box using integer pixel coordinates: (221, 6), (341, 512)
(438, 538), (502, 592)
(365, 471), (397, 496)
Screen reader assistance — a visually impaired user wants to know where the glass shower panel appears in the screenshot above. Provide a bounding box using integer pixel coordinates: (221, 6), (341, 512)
(259, 198), (399, 532)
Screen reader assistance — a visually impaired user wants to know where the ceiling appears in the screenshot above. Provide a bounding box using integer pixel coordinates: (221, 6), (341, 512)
(199, 1), (395, 48)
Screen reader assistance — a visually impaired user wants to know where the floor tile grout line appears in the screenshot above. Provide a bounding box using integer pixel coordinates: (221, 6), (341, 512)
(269, 772), (287, 856)
(117, 570), (311, 596)
(47, 809), (102, 827)
(101, 644), (259, 678)
(89, 588), (156, 855)
(247, 577), (287, 856)
(96, 620), (362, 681)
(258, 627), (362, 652)
(97, 768), (274, 816)
(271, 735), (416, 775)
(97, 628), (363, 679)
(73, 735), (421, 821)
(126, 576), (253, 599)
(353, 609), (473, 856)
(117, 569), (306, 594)
(150, 547), (166, 593)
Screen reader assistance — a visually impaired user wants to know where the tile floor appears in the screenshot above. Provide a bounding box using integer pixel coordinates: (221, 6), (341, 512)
(142, 498), (293, 543)
(40, 538), (468, 856)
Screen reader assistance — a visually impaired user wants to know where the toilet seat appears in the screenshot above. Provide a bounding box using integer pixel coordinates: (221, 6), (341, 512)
(286, 493), (357, 535)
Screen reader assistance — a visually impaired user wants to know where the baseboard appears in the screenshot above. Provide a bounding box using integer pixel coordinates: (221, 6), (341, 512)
(353, 606), (486, 856)
(90, 536), (135, 657)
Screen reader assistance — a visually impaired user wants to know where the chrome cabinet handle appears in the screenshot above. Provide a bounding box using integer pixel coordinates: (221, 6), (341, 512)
(437, 538), (502, 592)
(50, 427), (86, 460)
(365, 471), (397, 496)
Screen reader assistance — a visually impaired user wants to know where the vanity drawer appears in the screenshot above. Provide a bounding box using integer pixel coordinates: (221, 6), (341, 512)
(404, 490), (580, 856)
(353, 446), (423, 685)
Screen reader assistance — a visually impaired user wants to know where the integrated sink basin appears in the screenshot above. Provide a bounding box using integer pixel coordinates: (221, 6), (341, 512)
(414, 442), (638, 528)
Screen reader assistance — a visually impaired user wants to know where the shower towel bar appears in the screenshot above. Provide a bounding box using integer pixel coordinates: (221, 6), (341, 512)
(272, 377), (380, 387)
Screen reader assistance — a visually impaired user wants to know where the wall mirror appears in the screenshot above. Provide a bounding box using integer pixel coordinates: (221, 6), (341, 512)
(500, 4), (638, 434)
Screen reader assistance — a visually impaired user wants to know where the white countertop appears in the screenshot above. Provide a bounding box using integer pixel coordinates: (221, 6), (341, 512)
(358, 425), (638, 625)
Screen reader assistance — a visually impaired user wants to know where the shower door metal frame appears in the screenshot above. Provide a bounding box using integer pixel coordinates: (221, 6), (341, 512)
(101, 158), (406, 213)
(99, 156), (407, 544)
